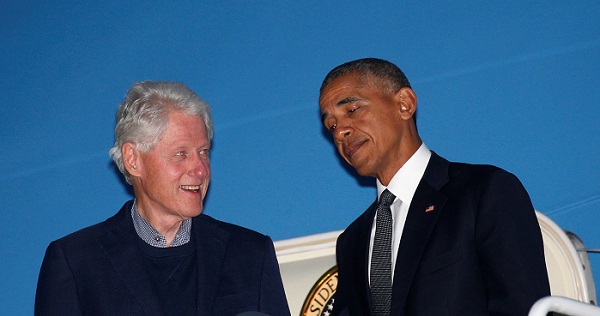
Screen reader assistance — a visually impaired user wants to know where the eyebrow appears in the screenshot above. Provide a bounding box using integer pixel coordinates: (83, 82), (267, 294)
(320, 96), (360, 123)
(168, 141), (211, 151)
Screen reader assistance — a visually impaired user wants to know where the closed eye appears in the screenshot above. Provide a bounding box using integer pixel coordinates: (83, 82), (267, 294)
(348, 105), (360, 113)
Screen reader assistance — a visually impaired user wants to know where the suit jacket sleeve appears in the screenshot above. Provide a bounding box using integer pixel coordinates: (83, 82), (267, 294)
(331, 233), (352, 316)
(35, 241), (83, 316)
(476, 169), (550, 315)
(259, 236), (291, 316)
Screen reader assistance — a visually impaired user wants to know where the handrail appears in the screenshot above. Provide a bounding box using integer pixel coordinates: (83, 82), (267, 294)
(529, 296), (600, 316)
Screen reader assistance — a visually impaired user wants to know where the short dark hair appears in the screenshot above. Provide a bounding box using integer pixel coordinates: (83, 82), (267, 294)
(320, 58), (412, 94)
(320, 58), (417, 126)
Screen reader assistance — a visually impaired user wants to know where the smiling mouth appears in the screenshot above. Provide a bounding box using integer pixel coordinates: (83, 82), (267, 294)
(180, 185), (201, 193)
(344, 139), (367, 159)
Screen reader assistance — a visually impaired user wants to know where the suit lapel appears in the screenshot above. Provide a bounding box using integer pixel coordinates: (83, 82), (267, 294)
(391, 152), (449, 314)
(98, 204), (232, 315)
(192, 214), (230, 315)
(97, 201), (163, 315)
(355, 202), (378, 314)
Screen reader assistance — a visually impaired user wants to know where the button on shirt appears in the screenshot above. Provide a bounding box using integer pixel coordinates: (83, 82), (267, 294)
(368, 143), (431, 282)
(131, 201), (192, 248)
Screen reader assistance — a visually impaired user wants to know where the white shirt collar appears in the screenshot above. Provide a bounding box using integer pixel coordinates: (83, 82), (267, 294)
(376, 143), (431, 204)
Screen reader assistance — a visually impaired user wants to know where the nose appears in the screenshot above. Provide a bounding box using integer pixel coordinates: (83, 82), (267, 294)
(333, 120), (352, 142)
(189, 153), (210, 178)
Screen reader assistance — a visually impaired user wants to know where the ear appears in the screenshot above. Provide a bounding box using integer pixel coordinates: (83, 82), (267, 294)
(395, 87), (417, 121)
(122, 142), (142, 178)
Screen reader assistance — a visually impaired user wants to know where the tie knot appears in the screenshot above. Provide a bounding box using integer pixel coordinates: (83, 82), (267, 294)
(379, 189), (396, 207)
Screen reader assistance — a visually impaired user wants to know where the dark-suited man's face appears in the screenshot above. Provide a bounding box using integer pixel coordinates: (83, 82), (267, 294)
(319, 73), (415, 182)
(128, 110), (211, 223)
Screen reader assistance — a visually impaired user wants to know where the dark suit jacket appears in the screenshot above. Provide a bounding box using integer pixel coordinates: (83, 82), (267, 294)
(333, 152), (550, 316)
(35, 201), (290, 316)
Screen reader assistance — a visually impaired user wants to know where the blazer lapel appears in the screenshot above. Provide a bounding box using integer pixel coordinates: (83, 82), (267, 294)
(192, 215), (230, 315)
(391, 152), (449, 314)
(355, 202), (378, 314)
(97, 202), (163, 315)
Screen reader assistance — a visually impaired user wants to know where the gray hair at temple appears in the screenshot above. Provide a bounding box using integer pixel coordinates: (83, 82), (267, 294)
(109, 81), (213, 184)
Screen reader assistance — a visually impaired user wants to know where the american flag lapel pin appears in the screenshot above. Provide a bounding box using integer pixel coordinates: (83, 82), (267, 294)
(425, 204), (435, 213)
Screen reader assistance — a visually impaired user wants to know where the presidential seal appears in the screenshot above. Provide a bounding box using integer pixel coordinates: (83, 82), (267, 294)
(300, 266), (338, 316)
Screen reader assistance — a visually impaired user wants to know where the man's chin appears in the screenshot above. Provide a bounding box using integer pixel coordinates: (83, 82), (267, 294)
(181, 204), (203, 218)
(351, 163), (373, 177)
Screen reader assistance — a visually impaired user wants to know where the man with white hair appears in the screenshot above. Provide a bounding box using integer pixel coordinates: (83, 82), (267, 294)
(35, 81), (290, 316)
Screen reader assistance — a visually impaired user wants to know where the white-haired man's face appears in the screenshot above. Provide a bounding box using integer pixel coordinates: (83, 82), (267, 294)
(125, 110), (211, 228)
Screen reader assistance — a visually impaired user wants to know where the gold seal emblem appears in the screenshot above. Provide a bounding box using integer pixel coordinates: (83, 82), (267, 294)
(300, 266), (338, 316)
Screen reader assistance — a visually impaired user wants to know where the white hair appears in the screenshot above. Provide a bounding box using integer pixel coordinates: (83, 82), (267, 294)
(109, 81), (213, 184)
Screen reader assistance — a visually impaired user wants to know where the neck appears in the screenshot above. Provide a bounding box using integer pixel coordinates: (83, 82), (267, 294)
(135, 200), (185, 247)
(377, 137), (422, 186)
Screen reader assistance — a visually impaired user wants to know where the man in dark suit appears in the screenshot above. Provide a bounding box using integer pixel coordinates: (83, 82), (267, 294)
(318, 58), (550, 315)
(35, 81), (290, 316)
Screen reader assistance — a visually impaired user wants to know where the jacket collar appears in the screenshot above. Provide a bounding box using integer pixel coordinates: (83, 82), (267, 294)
(350, 152), (450, 315)
(97, 201), (231, 315)
(390, 151), (449, 314)
(97, 201), (163, 314)
(192, 214), (230, 314)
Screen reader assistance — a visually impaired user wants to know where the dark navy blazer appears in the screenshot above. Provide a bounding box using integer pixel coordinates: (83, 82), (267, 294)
(333, 152), (550, 316)
(35, 201), (290, 316)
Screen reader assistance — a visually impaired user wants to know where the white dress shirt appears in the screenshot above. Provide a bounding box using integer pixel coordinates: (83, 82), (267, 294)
(368, 143), (431, 282)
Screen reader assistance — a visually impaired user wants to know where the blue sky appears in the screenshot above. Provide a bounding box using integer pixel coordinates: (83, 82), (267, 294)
(1, 1), (599, 314)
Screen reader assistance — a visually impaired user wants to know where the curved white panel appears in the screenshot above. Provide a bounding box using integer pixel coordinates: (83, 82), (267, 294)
(537, 211), (593, 303)
(275, 231), (341, 315)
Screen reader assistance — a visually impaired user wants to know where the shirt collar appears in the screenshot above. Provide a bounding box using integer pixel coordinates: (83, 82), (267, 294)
(376, 142), (431, 204)
(131, 200), (192, 248)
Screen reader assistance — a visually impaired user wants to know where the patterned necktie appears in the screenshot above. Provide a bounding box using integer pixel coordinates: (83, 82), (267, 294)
(370, 189), (396, 316)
